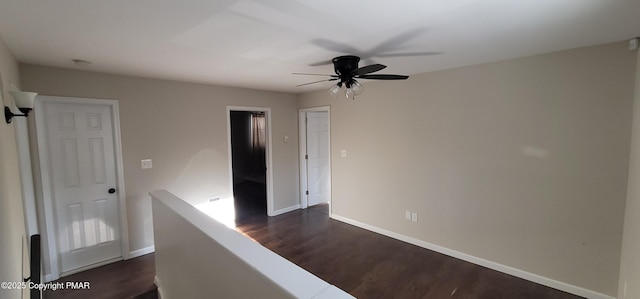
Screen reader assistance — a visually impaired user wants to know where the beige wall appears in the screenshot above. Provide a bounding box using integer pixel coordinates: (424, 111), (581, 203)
(12, 40), (638, 296)
(0, 36), (27, 299)
(619, 49), (640, 299)
(300, 41), (636, 296)
(20, 65), (299, 255)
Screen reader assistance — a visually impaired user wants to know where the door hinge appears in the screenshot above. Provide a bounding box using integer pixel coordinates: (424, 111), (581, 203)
(305, 154), (308, 159)
(306, 190), (309, 195)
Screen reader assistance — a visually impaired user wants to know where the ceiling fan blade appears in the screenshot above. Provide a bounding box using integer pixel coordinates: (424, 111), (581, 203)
(366, 28), (427, 56)
(376, 51), (441, 57)
(292, 72), (338, 77)
(296, 78), (338, 87)
(308, 60), (334, 67)
(310, 39), (361, 55)
(353, 64), (386, 76)
(357, 74), (409, 80)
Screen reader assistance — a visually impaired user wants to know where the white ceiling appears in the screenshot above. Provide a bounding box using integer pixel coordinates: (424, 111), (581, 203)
(1, 0), (639, 93)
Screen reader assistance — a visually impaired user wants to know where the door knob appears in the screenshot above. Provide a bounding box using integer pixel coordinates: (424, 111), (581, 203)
(108, 188), (116, 194)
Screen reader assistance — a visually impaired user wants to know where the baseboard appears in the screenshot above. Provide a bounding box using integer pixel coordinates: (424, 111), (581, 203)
(61, 257), (123, 277)
(44, 273), (55, 283)
(128, 245), (155, 259)
(43, 249), (154, 282)
(272, 204), (300, 216)
(330, 214), (614, 299)
(154, 276), (164, 299)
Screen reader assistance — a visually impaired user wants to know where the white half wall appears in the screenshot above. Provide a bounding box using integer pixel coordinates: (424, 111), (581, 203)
(150, 190), (353, 299)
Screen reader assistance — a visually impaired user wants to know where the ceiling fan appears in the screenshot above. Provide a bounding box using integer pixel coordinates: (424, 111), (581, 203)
(294, 55), (409, 99)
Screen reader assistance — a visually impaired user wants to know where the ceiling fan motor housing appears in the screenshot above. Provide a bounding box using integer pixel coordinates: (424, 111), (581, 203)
(332, 55), (360, 77)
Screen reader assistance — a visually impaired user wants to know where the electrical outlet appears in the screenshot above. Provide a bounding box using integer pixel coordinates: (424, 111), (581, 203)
(411, 212), (418, 222)
(405, 211), (411, 220)
(141, 159), (152, 169)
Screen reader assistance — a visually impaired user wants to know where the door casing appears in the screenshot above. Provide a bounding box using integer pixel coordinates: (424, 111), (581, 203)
(35, 95), (129, 281)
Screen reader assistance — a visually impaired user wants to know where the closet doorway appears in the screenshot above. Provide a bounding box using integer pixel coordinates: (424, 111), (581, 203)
(299, 106), (331, 209)
(227, 107), (274, 222)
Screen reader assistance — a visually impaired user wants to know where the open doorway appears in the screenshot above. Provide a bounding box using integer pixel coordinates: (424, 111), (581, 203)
(227, 107), (273, 222)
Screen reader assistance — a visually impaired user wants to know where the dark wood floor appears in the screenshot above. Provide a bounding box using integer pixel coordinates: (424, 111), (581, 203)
(235, 203), (584, 299)
(42, 199), (584, 299)
(234, 180), (267, 222)
(43, 253), (156, 299)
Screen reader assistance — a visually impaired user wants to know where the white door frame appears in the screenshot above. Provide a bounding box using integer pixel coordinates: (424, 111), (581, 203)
(226, 106), (275, 216)
(35, 95), (129, 281)
(15, 117), (39, 239)
(298, 106), (331, 209)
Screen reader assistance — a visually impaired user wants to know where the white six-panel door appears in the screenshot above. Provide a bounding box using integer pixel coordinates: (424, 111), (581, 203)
(43, 100), (122, 274)
(306, 111), (330, 206)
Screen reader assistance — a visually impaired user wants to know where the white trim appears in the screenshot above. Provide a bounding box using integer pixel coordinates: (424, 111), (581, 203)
(60, 256), (123, 277)
(273, 204), (301, 216)
(298, 106), (331, 211)
(15, 117), (38, 238)
(128, 245), (155, 259)
(226, 106), (275, 216)
(298, 110), (308, 208)
(35, 97), (59, 281)
(34, 95), (129, 280)
(329, 214), (615, 299)
(154, 276), (165, 299)
(15, 116), (41, 283)
(44, 274), (54, 283)
(111, 101), (131, 259)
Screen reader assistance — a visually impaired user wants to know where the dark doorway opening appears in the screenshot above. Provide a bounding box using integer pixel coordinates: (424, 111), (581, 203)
(230, 111), (267, 222)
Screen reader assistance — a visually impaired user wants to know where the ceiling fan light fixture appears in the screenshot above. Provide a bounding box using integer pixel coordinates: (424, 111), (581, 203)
(328, 82), (342, 98)
(351, 80), (364, 96)
(345, 88), (354, 99)
(343, 79), (363, 99)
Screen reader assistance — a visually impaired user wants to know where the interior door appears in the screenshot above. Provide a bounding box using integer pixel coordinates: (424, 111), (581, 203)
(306, 111), (330, 206)
(43, 100), (122, 274)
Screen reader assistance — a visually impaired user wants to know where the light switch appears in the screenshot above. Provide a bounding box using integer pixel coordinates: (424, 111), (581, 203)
(340, 150), (347, 158)
(141, 159), (153, 169)
(284, 135), (289, 143)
